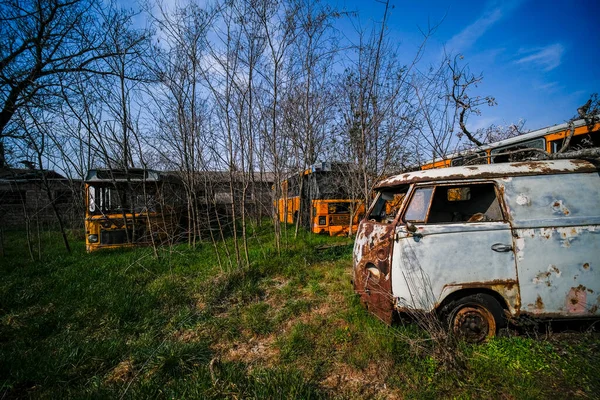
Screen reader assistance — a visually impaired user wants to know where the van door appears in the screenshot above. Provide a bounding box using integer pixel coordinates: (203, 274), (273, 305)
(502, 172), (600, 317)
(353, 188), (408, 323)
(392, 182), (520, 314)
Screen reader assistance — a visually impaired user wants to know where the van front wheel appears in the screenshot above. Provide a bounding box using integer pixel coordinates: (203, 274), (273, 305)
(445, 294), (505, 343)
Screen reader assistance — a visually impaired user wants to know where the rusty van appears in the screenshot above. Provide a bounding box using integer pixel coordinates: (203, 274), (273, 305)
(353, 159), (600, 342)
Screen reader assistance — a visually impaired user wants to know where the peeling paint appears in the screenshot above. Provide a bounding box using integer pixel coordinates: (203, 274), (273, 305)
(516, 194), (530, 206)
(540, 227), (553, 239)
(353, 220), (396, 324)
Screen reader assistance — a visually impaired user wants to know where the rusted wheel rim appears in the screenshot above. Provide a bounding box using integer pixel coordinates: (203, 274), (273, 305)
(452, 306), (496, 342)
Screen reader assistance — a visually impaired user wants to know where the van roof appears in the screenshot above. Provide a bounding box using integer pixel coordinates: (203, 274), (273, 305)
(375, 159), (598, 189)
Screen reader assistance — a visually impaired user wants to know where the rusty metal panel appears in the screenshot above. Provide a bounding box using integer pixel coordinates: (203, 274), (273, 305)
(501, 172), (600, 227)
(376, 160), (596, 189)
(391, 222), (519, 314)
(514, 225), (600, 316)
(353, 221), (396, 323)
(501, 172), (600, 316)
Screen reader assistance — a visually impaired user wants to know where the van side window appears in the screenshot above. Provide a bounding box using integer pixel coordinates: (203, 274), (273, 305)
(427, 183), (503, 223)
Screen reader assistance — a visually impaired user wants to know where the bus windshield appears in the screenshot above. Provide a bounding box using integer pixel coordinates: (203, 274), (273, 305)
(88, 184), (158, 215)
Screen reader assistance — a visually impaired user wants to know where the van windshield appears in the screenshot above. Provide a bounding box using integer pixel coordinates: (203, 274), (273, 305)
(368, 186), (409, 223)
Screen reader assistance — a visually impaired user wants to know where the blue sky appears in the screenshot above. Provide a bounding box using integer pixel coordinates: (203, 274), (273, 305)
(334, 0), (600, 132)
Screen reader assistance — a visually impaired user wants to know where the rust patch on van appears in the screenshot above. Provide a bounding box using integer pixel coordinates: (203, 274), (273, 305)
(512, 161), (554, 172)
(452, 279), (518, 291)
(551, 200), (570, 216)
(534, 271), (552, 287)
(353, 221), (396, 324)
(583, 263), (590, 270)
(566, 285), (587, 313)
(441, 279), (521, 314)
(535, 295), (544, 310)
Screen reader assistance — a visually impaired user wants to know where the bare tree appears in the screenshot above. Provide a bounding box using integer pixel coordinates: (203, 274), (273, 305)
(250, 0), (300, 252)
(0, 0), (147, 167)
(337, 0), (426, 210)
(281, 0), (340, 237)
(12, 108), (72, 252)
(410, 53), (524, 165)
(145, 0), (217, 251)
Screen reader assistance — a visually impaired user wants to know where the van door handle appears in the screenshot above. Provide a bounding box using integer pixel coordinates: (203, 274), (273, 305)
(491, 243), (513, 252)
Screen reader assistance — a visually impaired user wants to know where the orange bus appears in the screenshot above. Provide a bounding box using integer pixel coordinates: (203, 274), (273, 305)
(84, 169), (184, 252)
(421, 118), (600, 170)
(276, 162), (365, 236)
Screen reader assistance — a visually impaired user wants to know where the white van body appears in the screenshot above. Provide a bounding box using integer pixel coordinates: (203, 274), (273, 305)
(353, 160), (600, 340)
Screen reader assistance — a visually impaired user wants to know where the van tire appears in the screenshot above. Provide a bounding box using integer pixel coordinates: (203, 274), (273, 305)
(444, 293), (506, 343)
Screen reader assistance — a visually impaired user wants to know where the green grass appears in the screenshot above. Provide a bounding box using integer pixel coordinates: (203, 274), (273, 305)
(1, 224), (599, 399)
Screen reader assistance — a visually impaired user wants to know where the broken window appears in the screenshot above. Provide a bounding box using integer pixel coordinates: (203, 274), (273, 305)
(491, 138), (545, 163)
(427, 183), (503, 223)
(88, 184), (159, 214)
(368, 186), (408, 223)
(550, 133), (600, 153)
(451, 152), (488, 166)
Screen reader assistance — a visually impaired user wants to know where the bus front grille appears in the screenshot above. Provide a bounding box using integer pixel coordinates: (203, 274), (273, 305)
(330, 215), (350, 226)
(100, 229), (128, 245)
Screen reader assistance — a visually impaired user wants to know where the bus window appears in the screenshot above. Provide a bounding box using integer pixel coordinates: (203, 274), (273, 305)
(89, 186), (96, 212)
(491, 138), (545, 163)
(450, 152), (487, 166)
(550, 133), (600, 154)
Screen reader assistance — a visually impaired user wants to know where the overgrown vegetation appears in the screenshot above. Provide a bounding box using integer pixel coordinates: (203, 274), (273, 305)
(1, 225), (599, 399)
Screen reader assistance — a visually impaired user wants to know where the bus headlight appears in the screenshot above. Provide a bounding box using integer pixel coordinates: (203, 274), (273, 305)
(88, 234), (98, 243)
(318, 216), (326, 225)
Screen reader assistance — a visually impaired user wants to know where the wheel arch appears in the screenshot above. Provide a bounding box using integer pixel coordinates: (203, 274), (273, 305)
(436, 287), (510, 317)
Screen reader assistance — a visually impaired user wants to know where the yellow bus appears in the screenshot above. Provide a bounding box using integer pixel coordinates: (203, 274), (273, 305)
(84, 169), (183, 252)
(421, 118), (600, 170)
(276, 162), (365, 236)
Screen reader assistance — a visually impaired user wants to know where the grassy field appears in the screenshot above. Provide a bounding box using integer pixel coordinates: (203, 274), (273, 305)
(1, 224), (599, 399)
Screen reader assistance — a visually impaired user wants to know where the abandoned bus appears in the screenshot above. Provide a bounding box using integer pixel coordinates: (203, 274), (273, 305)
(276, 162), (365, 236)
(421, 118), (600, 169)
(84, 169), (183, 252)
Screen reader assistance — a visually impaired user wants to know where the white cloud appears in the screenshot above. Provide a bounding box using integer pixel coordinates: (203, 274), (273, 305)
(515, 44), (565, 71)
(534, 81), (560, 92)
(446, 8), (503, 52)
(444, 1), (523, 53)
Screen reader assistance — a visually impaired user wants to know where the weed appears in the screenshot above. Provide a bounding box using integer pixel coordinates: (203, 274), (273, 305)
(278, 322), (316, 362)
(244, 302), (273, 335)
(1, 228), (599, 399)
